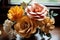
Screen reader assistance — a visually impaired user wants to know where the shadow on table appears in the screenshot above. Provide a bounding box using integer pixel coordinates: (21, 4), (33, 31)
(20, 36), (37, 40)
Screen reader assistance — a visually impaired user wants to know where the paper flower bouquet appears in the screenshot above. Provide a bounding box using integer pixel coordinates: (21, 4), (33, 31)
(3, 1), (56, 40)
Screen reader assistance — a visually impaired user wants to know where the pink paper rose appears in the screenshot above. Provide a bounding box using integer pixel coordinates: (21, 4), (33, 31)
(25, 3), (48, 21)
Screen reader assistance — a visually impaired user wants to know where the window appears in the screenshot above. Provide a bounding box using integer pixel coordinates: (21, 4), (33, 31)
(10, 0), (60, 6)
(36, 0), (60, 6)
(10, 0), (31, 4)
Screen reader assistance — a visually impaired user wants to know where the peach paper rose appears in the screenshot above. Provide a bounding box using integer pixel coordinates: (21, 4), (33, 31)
(14, 16), (38, 38)
(25, 3), (48, 21)
(38, 17), (55, 34)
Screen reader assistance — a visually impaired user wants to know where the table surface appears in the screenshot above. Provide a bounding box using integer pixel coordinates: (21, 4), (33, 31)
(0, 24), (60, 40)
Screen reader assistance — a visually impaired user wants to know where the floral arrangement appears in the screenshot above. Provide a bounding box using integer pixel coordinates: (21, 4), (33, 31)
(3, 1), (56, 40)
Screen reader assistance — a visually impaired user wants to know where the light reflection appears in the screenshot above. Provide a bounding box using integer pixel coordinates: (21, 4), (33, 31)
(0, 30), (2, 35)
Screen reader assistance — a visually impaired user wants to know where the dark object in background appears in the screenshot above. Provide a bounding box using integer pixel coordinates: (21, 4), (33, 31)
(50, 9), (60, 26)
(0, 0), (9, 24)
(1, 0), (8, 7)
(0, 8), (8, 24)
(0, 0), (2, 6)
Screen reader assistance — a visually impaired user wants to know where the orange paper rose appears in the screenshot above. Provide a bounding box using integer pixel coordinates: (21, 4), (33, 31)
(7, 6), (24, 21)
(14, 16), (38, 38)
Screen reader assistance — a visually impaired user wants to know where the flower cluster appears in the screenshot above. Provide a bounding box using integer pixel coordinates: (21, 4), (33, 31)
(3, 3), (55, 38)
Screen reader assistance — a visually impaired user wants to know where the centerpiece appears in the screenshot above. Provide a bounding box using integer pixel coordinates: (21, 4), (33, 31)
(3, 0), (56, 40)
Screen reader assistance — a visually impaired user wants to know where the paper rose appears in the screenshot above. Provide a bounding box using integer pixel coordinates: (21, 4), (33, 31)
(25, 3), (48, 21)
(7, 6), (24, 21)
(14, 16), (38, 38)
(38, 17), (55, 34)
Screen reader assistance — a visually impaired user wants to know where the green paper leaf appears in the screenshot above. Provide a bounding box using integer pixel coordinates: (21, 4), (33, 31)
(39, 30), (45, 37)
(46, 33), (52, 38)
(53, 13), (58, 16)
(51, 10), (54, 15)
(21, 2), (27, 9)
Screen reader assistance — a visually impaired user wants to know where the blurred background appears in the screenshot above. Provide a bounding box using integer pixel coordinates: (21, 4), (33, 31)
(0, 0), (60, 40)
